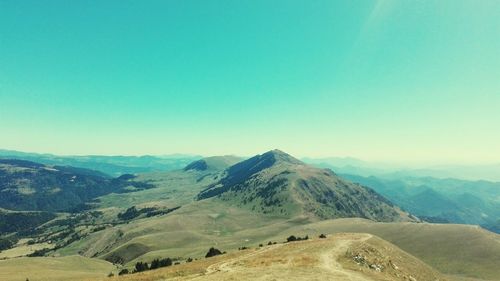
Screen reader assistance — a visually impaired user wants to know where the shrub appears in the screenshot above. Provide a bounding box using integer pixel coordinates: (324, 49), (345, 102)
(319, 234), (327, 239)
(134, 261), (149, 272)
(186, 257), (193, 262)
(118, 269), (129, 275)
(205, 247), (223, 258)
(286, 235), (308, 242)
(27, 248), (52, 257)
(117, 207), (140, 220)
(159, 258), (172, 268)
(150, 258), (160, 270)
(0, 238), (14, 251)
(93, 226), (106, 232)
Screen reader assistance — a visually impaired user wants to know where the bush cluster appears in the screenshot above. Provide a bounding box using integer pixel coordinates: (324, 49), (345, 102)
(132, 257), (173, 273)
(286, 235), (309, 242)
(115, 257), (176, 276)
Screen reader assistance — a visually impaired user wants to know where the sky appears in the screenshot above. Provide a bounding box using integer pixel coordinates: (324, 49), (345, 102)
(0, 0), (499, 164)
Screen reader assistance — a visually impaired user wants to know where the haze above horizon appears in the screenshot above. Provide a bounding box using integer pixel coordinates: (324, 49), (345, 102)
(1, 1), (499, 164)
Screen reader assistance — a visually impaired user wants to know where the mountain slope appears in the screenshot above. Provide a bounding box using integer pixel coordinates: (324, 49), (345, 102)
(0, 159), (154, 212)
(342, 174), (500, 232)
(197, 150), (413, 222)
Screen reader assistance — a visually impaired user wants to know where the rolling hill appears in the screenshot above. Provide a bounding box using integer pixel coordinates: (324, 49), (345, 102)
(0, 255), (116, 281)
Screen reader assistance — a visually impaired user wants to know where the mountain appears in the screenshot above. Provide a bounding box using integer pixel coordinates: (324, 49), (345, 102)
(197, 150), (413, 222)
(183, 156), (243, 172)
(342, 173), (500, 232)
(0, 159), (154, 212)
(0, 149), (201, 176)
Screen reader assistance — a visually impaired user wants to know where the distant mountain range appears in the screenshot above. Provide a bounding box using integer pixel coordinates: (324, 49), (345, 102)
(342, 173), (500, 233)
(0, 149), (200, 177)
(3, 149), (499, 182)
(302, 157), (500, 182)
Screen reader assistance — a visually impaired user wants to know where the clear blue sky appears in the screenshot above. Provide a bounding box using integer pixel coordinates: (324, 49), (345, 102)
(0, 0), (499, 163)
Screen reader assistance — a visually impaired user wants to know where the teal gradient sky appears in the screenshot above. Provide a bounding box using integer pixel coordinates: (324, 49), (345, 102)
(0, 0), (499, 164)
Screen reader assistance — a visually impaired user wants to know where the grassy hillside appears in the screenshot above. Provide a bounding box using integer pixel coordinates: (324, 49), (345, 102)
(86, 233), (448, 281)
(282, 218), (500, 280)
(0, 255), (115, 281)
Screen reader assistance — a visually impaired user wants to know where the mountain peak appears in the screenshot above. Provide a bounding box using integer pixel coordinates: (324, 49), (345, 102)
(261, 149), (304, 165)
(196, 149), (412, 222)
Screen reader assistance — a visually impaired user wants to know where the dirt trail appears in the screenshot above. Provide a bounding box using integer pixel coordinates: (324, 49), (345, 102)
(319, 233), (374, 281)
(201, 243), (285, 275)
(189, 233), (375, 281)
